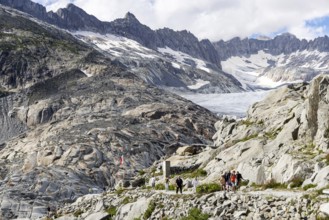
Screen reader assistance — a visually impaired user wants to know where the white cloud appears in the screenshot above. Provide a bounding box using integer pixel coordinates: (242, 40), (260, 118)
(289, 23), (326, 40)
(34, 0), (329, 41)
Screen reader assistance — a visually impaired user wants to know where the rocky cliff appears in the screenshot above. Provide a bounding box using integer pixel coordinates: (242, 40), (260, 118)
(0, 5), (220, 219)
(209, 74), (329, 188)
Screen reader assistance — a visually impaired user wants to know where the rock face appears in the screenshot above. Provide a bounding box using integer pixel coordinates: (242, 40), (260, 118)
(0, 6), (101, 90)
(0, 5), (220, 219)
(72, 31), (243, 94)
(214, 33), (308, 60)
(209, 74), (329, 187)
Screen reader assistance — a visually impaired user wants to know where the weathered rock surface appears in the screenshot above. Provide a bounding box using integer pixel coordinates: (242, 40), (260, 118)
(209, 74), (329, 187)
(0, 5), (219, 219)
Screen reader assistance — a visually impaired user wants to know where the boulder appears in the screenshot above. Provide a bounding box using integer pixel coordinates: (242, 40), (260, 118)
(115, 197), (150, 220)
(176, 145), (205, 156)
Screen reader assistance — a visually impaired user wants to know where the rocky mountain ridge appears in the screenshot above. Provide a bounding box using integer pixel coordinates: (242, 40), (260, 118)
(214, 33), (329, 61)
(216, 34), (329, 88)
(0, 0), (220, 66)
(2, 0), (329, 90)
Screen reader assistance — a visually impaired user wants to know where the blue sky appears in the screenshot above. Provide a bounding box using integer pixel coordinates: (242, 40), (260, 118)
(34, 0), (329, 41)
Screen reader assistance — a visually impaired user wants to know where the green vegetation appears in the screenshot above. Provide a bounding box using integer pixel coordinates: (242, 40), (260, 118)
(263, 179), (287, 189)
(143, 201), (156, 220)
(138, 170), (146, 175)
(240, 180), (249, 187)
(241, 119), (254, 127)
(73, 209), (83, 217)
(234, 134), (258, 144)
(155, 183), (165, 190)
(181, 208), (210, 220)
(303, 184), (317, 191)
(252, 179), (287, 190)
(181, 169), (207, 178)
(158, 203), (164, 209)
(154, 183), (175, 191)
(264, 131), (277, 140)
(115, 188), (125, 196)
(154, 171), (163, 176)
(257, 120), (264, 125)
(325, 154), (329, 165)
(106, 206), (117, 219)
(316, 213), (329, 220)
(196, 183), (221, 194)
(122, 196), (132, 205)
(141, 185), (152, 191)
(264, 127), (283, 140)
(290, 177), (304, 188)
(151, 167), (157, 173)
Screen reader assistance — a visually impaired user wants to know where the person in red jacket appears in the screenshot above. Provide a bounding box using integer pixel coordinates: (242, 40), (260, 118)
(230, 170), (237, 192)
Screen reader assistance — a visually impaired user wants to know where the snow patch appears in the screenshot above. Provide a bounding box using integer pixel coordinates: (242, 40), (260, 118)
(81, 69), (92, 77)
(187, 79), (210, 90)
(72, 31), (158, 59)
(222, 49), (329, 88)
(171, 62), (181, 69)
(158, 47), (211, 73)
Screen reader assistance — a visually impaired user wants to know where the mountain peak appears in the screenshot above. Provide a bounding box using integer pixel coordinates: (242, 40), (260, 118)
(278, 32), (297, 39)
(124, 12), (139, 22)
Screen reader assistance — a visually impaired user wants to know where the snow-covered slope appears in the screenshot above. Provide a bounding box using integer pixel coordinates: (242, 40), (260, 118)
(72, 31), (244, 93)
(222, 50), (329, 89)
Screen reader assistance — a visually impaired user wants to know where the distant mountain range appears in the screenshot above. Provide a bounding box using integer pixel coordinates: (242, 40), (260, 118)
(1, 0), (329, 89)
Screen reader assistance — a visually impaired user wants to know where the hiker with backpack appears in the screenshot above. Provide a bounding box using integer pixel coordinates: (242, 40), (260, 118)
(236, 171), (246, 188)
(224, 171), (231, 191)
(176, 176), (183, 194)
(220, 174), (226, 191)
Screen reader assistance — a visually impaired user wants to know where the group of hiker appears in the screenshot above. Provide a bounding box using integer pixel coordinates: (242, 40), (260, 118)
(220, 170), (245, 192)
(150, 170), (245, 194)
